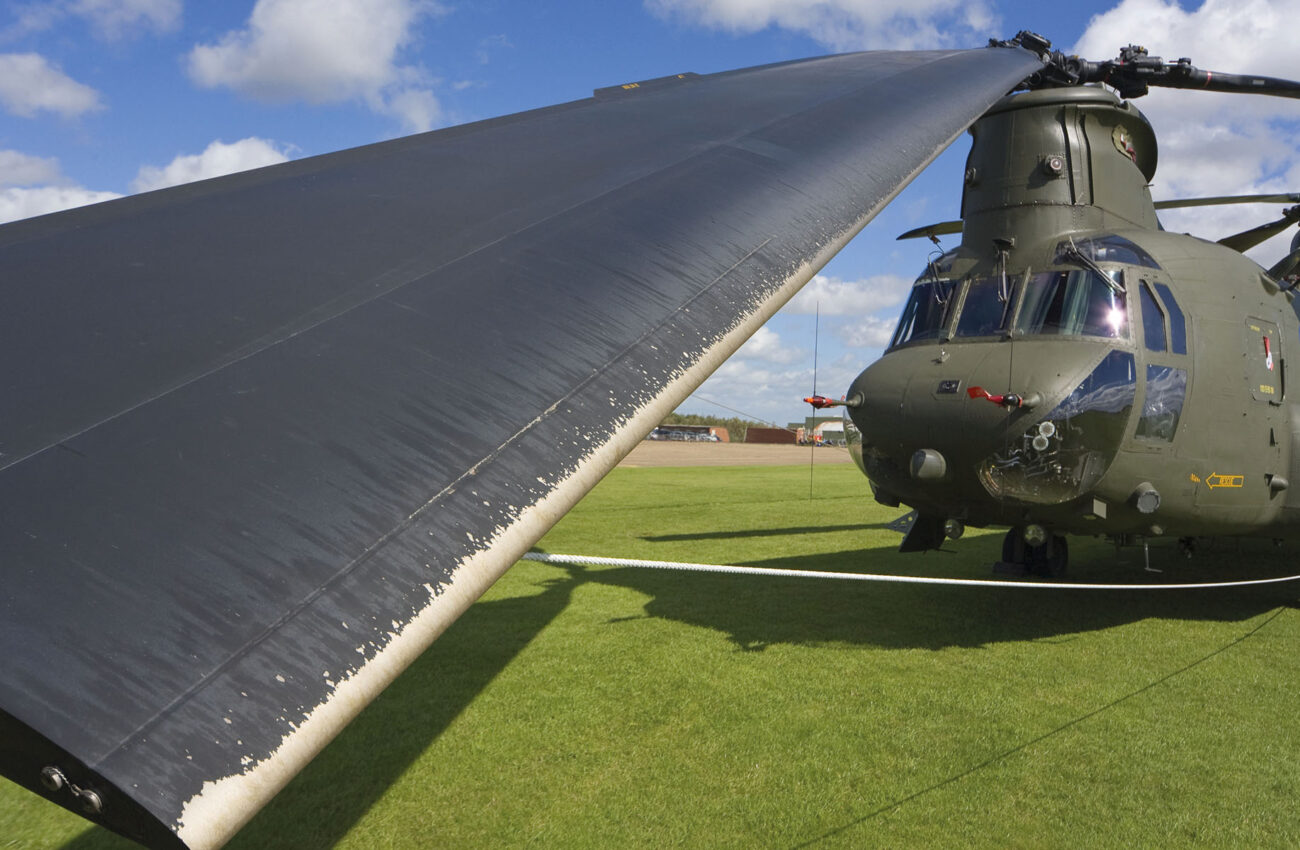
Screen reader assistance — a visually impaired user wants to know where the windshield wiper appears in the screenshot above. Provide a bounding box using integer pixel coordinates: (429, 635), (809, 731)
(1060, 237), (1124, 294)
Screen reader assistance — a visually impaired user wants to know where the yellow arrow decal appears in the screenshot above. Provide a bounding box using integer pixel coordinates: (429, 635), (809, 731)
(1205, 472), (1244, 490)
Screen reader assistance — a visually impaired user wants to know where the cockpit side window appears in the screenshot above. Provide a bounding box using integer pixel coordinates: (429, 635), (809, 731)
(1136, 365), (1187, 442)
(1015, 269), (1127, 338)
(1139, 281), (1166, 352)
(890, 280), (956, 347)
(1152, 282), (1187, 354)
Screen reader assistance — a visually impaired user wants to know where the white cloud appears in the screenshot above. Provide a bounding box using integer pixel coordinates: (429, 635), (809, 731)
(732, 325), (802, 364)
(187, 0), (442, 131)
(1074, 0), (1300, 86)
(0, 149), (63, 186)
(689, 349), (871, 426)
(3, 3), (64, 36)
(0, 137), (294, 223)
(693, 359), (809, 424)
(1073, 0), (1300, 264)
(645, 0), (996, 50)
(0, 185), (122, 223)
(379, 86), (442, 134)
(475, 33), (512, 65)
(74, 0), (181, 39)
(838, 315), (898, 349)
(130, 137), (292, 193)
(0, 52), (102, 118)
(3, 0), (180, 40)
(0, 148), (125, 224)
(783, 273), (911, 316)
(0, 148), (121, 223)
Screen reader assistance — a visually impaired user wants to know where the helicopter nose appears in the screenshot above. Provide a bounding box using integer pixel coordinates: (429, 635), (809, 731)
(847, 343), (1136, 518)
(846, 344), (1007, 505)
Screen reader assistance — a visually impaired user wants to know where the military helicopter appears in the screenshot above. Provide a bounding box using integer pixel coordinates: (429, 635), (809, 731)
(3, 31), (1299, 850)
(809, 33), (1300, 576)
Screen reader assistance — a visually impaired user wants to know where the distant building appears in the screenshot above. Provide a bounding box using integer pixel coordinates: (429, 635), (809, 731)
(789, 415), (846, 445)
(745, 426), (795, 444)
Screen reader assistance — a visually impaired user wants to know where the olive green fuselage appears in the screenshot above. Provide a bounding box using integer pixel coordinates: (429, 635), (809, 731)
(848, 87), (1299, 543)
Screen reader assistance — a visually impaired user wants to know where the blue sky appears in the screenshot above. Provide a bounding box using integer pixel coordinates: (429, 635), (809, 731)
(3, 0), (1299, 427)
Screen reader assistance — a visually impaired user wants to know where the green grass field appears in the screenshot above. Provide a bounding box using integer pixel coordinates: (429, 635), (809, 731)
(6, 462), (1300, 849)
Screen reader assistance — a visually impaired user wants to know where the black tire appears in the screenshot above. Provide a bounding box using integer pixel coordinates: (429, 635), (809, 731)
(1002, 528), (1024, 564)
(1035, 535), (1069, 577)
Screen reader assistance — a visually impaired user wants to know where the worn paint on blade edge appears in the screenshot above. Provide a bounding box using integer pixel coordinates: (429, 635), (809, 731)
(171, 124), (960, 848)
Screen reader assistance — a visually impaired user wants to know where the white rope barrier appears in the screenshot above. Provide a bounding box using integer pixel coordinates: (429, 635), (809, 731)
(522, 552), (1300, 591)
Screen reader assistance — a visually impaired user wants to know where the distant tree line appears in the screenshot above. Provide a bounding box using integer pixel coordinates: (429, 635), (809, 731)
(660, 412), (765, 442)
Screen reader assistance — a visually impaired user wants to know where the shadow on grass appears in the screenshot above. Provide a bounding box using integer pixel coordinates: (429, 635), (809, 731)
(57, 536), (1300, 849)
(588, 539), (1300, 652)
(61, 571), (583, 850)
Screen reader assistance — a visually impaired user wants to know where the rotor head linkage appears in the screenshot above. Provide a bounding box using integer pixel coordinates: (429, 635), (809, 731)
(996, 31), (1300, 100)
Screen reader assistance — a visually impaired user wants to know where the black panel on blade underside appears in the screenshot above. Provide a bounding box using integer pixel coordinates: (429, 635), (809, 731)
(0, 46), (1041, 848)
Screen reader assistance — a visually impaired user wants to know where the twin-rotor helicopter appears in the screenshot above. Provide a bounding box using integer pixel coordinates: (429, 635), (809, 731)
(6, 30), (1298, 847)
(811, 32), (1300, 575)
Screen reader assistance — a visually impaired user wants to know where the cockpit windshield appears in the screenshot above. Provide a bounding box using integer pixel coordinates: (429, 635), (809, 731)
(890, 280), (956, 347)
(1016, 269), (1127, 338)
(953, 277), (1014, 338)
(890, 262), (1128, 350)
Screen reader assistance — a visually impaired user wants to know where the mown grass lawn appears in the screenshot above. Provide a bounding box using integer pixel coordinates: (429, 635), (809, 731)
(7, 462), (1300, 849)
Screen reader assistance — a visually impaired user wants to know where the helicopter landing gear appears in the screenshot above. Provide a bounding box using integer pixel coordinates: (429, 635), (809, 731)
(997, 527), (1068, 577)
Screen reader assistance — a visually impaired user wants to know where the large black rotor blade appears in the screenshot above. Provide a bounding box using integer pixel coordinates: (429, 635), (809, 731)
(0, 45), (1043, 849)
(1219, 205), (1300, 252)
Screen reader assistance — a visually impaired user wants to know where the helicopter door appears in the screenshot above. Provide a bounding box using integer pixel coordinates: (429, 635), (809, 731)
(1192, 316), (1284, 511)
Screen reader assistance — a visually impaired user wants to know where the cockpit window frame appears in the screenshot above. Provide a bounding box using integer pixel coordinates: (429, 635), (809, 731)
(1152, 281), (1187, 355)
(1138, 280), (1167, 353)
(888, 278), (959, 349)
(951, 273), (1021, 339)
(1053, 234), (1161, 270)
(889, 259), (1143, 351)
(1012, 266), (1129, 341)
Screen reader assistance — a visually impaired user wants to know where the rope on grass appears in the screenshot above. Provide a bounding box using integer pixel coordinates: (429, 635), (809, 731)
(522, 552), (1300, 591)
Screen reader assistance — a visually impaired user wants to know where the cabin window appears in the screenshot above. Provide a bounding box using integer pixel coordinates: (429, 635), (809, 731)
(1139, 282), (1166, 352)
(1136, 365), (1186, 441)
(954, 277), (1014, 337)
(1152, 282), (1187, 354)
(1015, 269), (1126, 338)
(891, 280), (956, 347)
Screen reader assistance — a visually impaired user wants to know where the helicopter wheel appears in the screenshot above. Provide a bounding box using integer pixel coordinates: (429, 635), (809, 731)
(1000, 529), (1068, 577)
(1034, 535), (1068, 578)
(1001, 528), (1025, 567)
